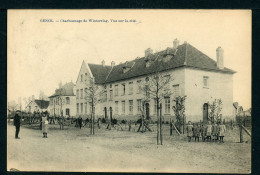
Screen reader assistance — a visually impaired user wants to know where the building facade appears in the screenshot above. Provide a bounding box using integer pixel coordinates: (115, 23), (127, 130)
(26, 99), (50, 113)
(49, 82), (76, 117)
(75, 39), (235, 122)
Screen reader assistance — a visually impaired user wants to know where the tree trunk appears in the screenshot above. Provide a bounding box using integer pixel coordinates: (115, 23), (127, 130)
(170, 119), (173, 136)
(160, 103), (163, 145)
(156, 100), (160, 145)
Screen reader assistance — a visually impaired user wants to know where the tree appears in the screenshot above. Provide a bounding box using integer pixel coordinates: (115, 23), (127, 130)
(23, 97), (32, 112)
(84, 77), (104, 135)
(172, 96), (187, 133)
(56, 88), (65, 116)
(8, 100), (18, 117)
(208, 98), (223, 122)
(140, 72), (172, 145)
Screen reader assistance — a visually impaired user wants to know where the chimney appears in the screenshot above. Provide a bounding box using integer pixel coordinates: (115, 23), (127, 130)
(216, 46), (224, 69)
(173, 38), (179, 49)
(102, 60), (105, 67)
(111, 61), (115, 67)
(145, 48), (153, 58)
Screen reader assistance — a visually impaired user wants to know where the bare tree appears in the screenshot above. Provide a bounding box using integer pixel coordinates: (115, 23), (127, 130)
(172, 96), (187, 133)
(84, 77), (104, 135)
(140, 72), (172, 145)
(8, 100), (18, 117)
(208, 98), (223, 122)
(23, 97), (32, 112)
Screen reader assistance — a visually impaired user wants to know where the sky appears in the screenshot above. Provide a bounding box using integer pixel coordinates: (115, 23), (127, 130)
(7, 10), (251, 109)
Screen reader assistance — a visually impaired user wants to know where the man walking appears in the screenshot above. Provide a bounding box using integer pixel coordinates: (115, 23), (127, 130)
(14, 110), (21, 139)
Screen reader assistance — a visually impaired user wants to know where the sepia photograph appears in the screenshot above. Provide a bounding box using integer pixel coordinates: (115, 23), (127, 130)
(7, 10), (251, 173)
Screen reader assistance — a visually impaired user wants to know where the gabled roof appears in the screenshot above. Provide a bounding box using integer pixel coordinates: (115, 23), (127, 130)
(34, 100), (49, 109)
(88, 64), (112, 84)
(84, 42), (235, 84)
(104, 43), (235, 83)
(49, 82), (75, 98)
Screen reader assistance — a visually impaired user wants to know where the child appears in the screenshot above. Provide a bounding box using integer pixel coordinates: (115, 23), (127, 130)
(201, 124), (206, 142)
(218, 120), (226, 143)
(193, 123), (200, 142)
(206, 121), (212, 142)
(186, 121), (193, 142)
(212, 121), (218, 142)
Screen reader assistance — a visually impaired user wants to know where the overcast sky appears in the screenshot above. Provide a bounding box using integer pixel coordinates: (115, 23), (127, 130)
(8, 10), (251, 109)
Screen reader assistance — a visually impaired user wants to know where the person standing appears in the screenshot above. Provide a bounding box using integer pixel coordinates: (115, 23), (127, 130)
(218, 120), (226, 143)
(206, 121), (213, 142)
(186, 121), (193, 142)
(14, 110), (21, 139)
(193, 123), (200, 142)
(78, 115), (83, 129)
(42, 112), (48, 138)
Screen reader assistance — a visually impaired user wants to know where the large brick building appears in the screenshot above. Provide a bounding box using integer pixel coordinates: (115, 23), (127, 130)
(75, 39), (235, 122)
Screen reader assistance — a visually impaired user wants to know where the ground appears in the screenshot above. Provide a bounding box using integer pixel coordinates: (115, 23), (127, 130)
(7, 122), (251, 173)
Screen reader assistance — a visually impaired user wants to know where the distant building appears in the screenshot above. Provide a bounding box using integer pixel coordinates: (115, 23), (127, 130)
(26, 99), (50, 113)
(75, 39), (235, 122)
(48, 82), (76, 117)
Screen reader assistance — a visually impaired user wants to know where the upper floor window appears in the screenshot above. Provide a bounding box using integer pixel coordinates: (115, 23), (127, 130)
(77, 103), (79, 113)
(110, 84), (112, 88)
(109, 90), (113, 101)
(129, 82), (133, 95)
(137, 80), (142, 94)
(104, 90), (107, 101)
(122, 101), (125, 113)
(66, 97), (70, 105)
(122, 84), (126, 96)
(85, 88), (88, 98)
(154, 98), (158, 113)
(173, 84), (180, 97)
(164, 75), (171, 90)
(76, 89), (79, 99)
(80, 89), (83, 99)
(115, 85), (118, 96)
(203, 76), (209, 88)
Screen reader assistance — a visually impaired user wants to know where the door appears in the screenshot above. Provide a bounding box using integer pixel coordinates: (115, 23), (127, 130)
(109, 107), (113, 122)
(66, 108), (70, 116)
(203, 103), (208, 123)
(104, 107), (107, 119)
(145, 103), (150, 120)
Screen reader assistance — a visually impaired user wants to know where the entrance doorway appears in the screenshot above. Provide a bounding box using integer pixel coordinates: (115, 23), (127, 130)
(203, 103), (208, 123)
(104, 107), (107, 119)
(145, 103), (150, 120)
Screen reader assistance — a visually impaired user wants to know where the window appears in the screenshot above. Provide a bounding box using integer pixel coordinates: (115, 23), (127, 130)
(137, 99), (142, 113)
(85, 73), (87, 81)
(164, 75), (171, 90)
(85, 88), (88, 98)
(129, 82), (133, 95)
(77, 103), (79, 113)
(104, 91), (107, 101)
(122, 84), (126, 96)
(137, 80), (142, 94)
(173, 84), (180, 97)
(203, 76), (209, 87)
(66, 108), (70, 116)
(145, 85), (150, 98)
(66, 97), (70, 104)
(76, 90), (79, 99)
(115, 101), (119, 114)
(122, 101), (125, 113)
(81, 74), (83, 82)
(154, 99), (158, 113)
(129, 100), (133, 114)
(80, 89), (83, 99)
(85, 103), (87, 114)
(165, 97), (170, 114)
(89, 102), (93, 113)
(80, 103), (83, 114)
(115, 85), (118, 96)
(110, 84), (112, 88)
(109, 90), (113, 101)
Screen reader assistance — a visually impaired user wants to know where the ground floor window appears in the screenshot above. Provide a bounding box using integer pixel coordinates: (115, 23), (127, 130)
(77, 103), (79, 113)
(137, 99), (142, 113)
(129, 100), (133, 114)
(115, 101), (119, 114)
(122, 101), (125, 113)
(66, 108), (70, 116)
(80, 103), (83, 114)
(165, 97), (170, 114)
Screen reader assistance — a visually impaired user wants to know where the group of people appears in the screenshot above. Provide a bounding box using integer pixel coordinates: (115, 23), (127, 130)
(186, 120), (227, 143)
